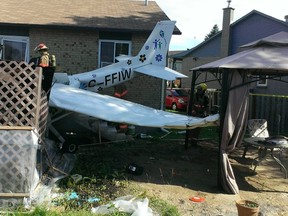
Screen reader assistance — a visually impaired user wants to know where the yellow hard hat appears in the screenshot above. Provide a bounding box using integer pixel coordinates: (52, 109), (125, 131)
(197, 83), (207, 91)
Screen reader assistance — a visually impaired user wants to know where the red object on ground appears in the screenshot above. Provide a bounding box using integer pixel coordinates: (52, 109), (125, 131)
(189, 196), (205, 202)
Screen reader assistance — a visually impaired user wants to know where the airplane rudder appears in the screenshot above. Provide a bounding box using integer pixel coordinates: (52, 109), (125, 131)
(137, 20), (175, 65)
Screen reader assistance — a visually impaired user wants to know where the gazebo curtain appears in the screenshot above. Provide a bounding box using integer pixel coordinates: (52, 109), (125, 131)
(219, 70), (250, 194)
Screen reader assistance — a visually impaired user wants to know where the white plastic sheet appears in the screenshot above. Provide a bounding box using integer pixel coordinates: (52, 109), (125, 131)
(91, 195), (158, 216)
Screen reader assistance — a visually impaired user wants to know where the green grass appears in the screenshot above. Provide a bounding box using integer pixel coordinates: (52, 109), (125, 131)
(149, 197), (180, 216)
(2, 207), (128, 215)
(147, 126), (219, 142)
(4, 178), (179, 216)
(199, 126), (219, 140)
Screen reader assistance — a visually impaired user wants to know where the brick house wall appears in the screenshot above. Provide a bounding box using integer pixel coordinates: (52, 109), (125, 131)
(30, 28), (162, 109)
(29, 28), (99, 74)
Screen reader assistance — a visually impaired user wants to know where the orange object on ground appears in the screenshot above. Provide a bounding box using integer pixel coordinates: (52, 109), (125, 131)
(189, 196), (205, 202)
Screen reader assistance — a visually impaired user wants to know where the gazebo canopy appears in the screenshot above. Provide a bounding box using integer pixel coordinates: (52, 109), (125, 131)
(192, 31), (288, 75)
(189, 31), (288, 194)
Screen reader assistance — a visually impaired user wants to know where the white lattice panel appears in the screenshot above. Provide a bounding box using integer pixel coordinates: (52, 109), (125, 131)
(0, 129), (38, 195)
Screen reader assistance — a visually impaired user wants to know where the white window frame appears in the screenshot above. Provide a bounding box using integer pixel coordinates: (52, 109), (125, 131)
(257, 75), (268, 87)
(98, 39), (131, 68)
(0, 35), (29, 62)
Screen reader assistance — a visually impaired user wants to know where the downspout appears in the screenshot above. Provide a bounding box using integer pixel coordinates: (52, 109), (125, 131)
(161, 50), (170, 134)
(160, 79), (165, 111)
(161, 50), (170, 111)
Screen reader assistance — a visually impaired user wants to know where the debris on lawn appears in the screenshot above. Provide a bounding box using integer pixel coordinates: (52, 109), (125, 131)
(189, 196), (205, 203)
(91, 195), (158, 216)
(126, 163), (144, 175)
(68, 192), (79, 200)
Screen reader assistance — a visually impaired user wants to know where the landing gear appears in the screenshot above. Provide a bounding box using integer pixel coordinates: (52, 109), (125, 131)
(61, 140), (78, 154)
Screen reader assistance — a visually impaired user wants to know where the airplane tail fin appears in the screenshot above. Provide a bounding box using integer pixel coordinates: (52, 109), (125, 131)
(133, 21), (187, 80)
(137, 20), (176, 67)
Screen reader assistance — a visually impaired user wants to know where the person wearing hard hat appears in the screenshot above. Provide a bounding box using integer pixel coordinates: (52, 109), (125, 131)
(34, 43), (50, 67)
(29, 43), (56, 99)
(114, 83), (128, 99)
(192, 83), (209, 117)
(188, 83), (209, 147)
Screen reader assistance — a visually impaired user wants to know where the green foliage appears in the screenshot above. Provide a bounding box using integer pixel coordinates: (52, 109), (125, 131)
(241, 200), (259, 208)
(149, 197), (180, 216)
(205, 24), (220, 40)
(3, 206), (58, 216)
(199, 126), (219, 140)
(55, 176), (127, 211)
(148, 126), (219, 141)
(29, 207), (51, 216)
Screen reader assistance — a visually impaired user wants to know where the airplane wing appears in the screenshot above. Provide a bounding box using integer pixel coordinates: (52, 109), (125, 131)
(49, 83), (219, 130)
(134, 64), (187, 81)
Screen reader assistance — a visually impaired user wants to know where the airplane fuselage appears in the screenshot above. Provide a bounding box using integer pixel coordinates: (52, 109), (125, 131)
(70, 62), (138, 92)
(97, 68), (132, 87)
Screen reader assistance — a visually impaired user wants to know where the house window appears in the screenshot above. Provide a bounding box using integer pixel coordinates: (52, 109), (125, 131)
(257, 75), (268, 87)
(173, 61), (182, 71)
(99, 40), (131, 67)
(0, 36), (29, 62)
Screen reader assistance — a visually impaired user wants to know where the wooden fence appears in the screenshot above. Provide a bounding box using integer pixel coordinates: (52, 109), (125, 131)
(249, 94), (288, 135)
(207, 90), (288, 135)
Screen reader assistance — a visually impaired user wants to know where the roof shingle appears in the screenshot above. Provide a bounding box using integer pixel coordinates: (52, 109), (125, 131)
(1, 0), (181, 33)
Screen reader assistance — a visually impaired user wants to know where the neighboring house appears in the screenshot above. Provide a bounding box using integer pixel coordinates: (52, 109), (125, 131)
(0, 0), (181, 109)
(170, 8), (288, 95)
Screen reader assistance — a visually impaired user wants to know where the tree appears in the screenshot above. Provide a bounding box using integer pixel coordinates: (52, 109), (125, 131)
(204, 24), (219, 40)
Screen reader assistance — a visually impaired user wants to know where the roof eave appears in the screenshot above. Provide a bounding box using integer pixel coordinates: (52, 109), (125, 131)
(0, 22), (181, 35)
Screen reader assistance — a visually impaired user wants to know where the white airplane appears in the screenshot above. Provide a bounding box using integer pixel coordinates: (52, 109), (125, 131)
(54, 20), (187, 92)
(47, 21), (219, 148)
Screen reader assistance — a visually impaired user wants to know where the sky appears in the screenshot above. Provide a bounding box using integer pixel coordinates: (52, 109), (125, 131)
(155, 0), (288, 50)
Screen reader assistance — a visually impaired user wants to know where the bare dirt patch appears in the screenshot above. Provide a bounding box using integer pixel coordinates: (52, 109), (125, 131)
(79, 137), (288, 216)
